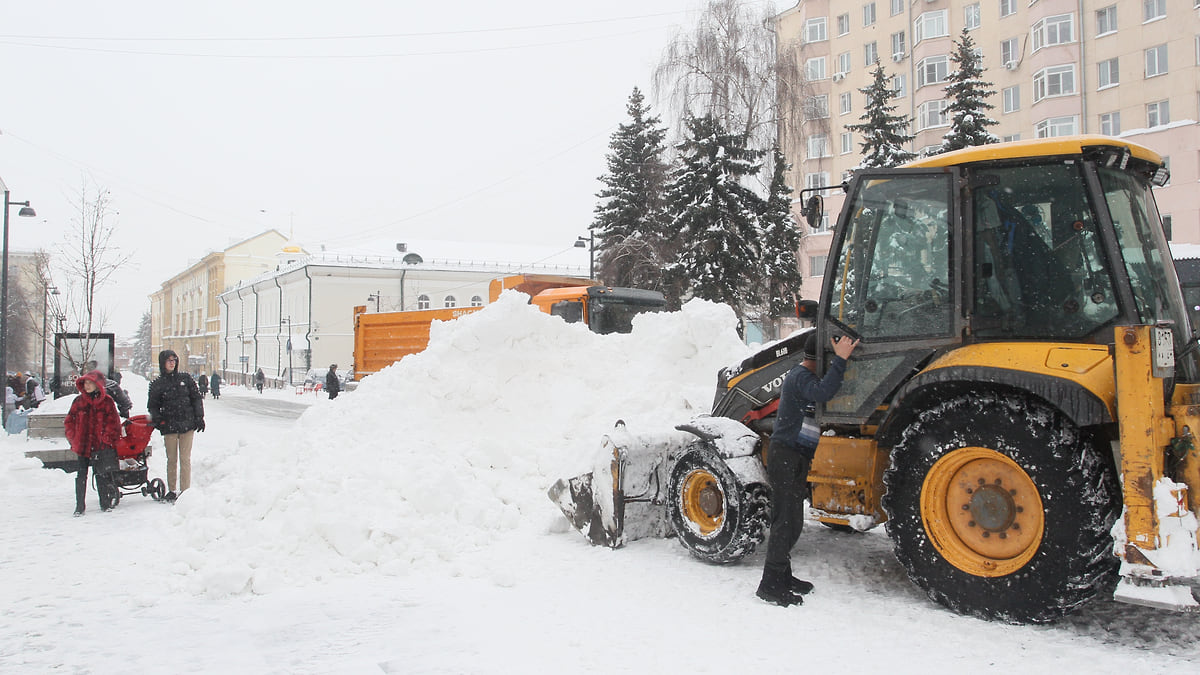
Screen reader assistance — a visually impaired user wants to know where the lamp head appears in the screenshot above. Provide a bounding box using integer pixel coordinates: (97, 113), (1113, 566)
(17, 206), (35, 217)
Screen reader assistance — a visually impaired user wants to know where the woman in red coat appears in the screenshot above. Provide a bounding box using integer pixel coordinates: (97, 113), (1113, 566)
(64, 370), (122, 516)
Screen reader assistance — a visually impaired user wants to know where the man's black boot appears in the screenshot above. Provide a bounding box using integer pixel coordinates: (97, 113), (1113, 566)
(790, 577), (814, 595)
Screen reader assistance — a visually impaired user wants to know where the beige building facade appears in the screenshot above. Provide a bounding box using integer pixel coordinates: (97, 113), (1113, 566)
(776, 0), (1200, 300)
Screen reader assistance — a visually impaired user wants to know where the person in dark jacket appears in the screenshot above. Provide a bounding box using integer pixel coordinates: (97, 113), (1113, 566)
(209, 371), (221, 399)
(104, 374), (132, 418)
(147, 350), (205, 501)
(198, 373), (209, 397)
(757, 331), (859, 607)
(64, 371), (123, 516)
(325, 364), (341, 400)
(254, 368), (265, 393)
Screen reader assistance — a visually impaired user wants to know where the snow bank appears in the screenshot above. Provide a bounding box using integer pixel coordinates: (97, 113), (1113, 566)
(164, 293), (750, 595)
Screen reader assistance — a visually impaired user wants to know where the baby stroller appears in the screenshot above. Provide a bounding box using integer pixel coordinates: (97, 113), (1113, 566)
(91, 414), (168, 509)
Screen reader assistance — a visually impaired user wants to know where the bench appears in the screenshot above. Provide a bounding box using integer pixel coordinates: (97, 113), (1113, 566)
(24, 411), (77, 471)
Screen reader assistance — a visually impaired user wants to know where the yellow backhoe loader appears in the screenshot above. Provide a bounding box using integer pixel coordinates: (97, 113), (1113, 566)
(550, 136), (1200, 623)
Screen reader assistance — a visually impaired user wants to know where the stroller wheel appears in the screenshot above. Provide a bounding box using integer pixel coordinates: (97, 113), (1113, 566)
(99, 480), (119, 511)
(149, 478), (167, 501)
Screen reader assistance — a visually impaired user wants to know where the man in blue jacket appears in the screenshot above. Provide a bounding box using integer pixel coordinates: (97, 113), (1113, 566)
(757, 330), (859, 607)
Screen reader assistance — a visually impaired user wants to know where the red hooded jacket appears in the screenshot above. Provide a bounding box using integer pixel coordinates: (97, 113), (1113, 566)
(63, 371), (122, 458)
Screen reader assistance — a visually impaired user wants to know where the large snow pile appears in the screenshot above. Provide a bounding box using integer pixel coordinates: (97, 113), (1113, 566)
(164, 293), (751, 595)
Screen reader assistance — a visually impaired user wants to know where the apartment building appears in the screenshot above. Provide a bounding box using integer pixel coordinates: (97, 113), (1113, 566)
(776, 0), (1200, 300)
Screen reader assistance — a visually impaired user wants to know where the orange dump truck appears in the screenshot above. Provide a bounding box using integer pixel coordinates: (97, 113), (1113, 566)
(351, 274), (665, 380)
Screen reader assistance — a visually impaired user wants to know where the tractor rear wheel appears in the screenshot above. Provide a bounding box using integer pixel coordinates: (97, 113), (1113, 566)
(668, 447), (768, 564)
(882, 393), (1119, 623)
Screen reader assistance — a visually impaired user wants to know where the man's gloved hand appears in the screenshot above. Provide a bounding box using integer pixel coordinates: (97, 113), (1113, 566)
(196, 420), (206, 432)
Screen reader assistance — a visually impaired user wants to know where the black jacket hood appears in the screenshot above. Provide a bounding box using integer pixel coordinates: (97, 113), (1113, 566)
(158, 350), (180, 377)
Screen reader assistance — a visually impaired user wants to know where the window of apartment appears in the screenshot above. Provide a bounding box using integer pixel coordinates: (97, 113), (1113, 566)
(805, 17), (828, 43)
(806, 171), (832, 195)
(1161, 214), (1172, 241)
(864, 41), (879, 66)
(890, 0), (903, 17)
(1033, 14), (1075, 52)
(837, 13), (851, 36)
(891, 31), (906, 59)
(810, 255), (828, 277)
(841, 131), (854, 154)
(1000, 0), (1016, 18)
(1035, 115), (1079, 137)
(864, 2), (877, 27)
(1147, 100), (1170, 127)
(918, 100), (950, 130)
(806, 57), (827, 81)
(917, 55), (950, 88)
(1096, 5), (1117, 36)
(1097, 58), (1119, 88)
(444, 295), (457, 308)
(1144, 0), (1165, 22)
(1000, 37), (1019, 66)
(805, 94), (830, 119)
(892, 73), (907, 98)
(964, 3), (981, 31)
(1002, 134), (1021, 142)
(1003, 85), (1020, 113)
(915, 10), (949, 44)
(839, 91), (853, 115)
(1145, 44), (1168, 77)
(470, 296), (484, 307)
(1033, 64), (1076, 101)
(417, 294), (431, 310)
(1100, 111), (1121, 136)
(838, 51), (851, 75)
(808, 134), (831, 158)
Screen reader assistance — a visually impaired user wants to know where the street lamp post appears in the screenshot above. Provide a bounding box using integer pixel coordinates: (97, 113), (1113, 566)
(1, 178), (37, 427)
(367, 291), (381, 312)
(574, 234), (595, 280)
(41, 284), (59, 383)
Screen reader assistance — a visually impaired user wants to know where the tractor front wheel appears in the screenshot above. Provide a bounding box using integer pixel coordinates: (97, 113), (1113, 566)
(668, 447), (768, 564)
(882, 393), (1119, 623)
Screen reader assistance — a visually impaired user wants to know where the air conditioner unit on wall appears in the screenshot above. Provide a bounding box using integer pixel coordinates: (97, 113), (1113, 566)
(832, 72), (846, 82)
(1004, 61), (1018, 70)
(892, 53), (904, 62)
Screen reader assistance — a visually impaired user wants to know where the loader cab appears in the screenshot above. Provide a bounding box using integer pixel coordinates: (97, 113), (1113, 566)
(816, 137), (1198, 426)
(537, 286), (667, 335)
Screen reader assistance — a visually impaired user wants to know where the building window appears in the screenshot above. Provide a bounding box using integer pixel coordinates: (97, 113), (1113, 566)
(964, 3), (981, 31)
(837, 13), (850, 36)
(805, 17), (827, 43)
(915, 10), (949, 44)
(470, 295), (483, 307)
(890, 0), (903, 17)
(1145, 44), (1168, 77)
(891, 31), (906, 59)
(1033, 14), (1075, 52)
(864, 41), (878, 66)
(810, 255), (828, 277)
(917, 100), (950, 130)
(806, 57), (827, 81)
(1000, 37), (1018, 66)
(1002, 134), (1021, 143)
(1035, 115), (1079, 138)
(1162, 214), (1172, 241)
(892, 74), (907, 98)
(808, 134), (831, 159)
(417, 294), (430, 310)
(1100, 111), (1121, 136)
(1000, 0), (1016, 18)
(806, 172), (832, 195)
(917, 55), (950, 88)
(1033, 64), (1076, 102)
(804, 95), (829, 119)
(1147, 100), (1170, 127)
(1003, 85), (1020, 113)
(1096, 5), (1117, 36)
(1144, 0), (1165, 22)
(444, 295), (457, 308)
(838, 51), (851, 75)
(841, 131), (854, 154)
(839, 92), (853, 115)
(864, 2), (877, 27)
(1097, 58), (1119, 88)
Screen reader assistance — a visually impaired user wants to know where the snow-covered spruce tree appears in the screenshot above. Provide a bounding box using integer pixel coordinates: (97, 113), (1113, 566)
(846, 63), (915, 168)
(937, 27), (999, 154)
(759, 148), (804, 318)
(591, 87), (670, 289)
(661, 114), (766, 323)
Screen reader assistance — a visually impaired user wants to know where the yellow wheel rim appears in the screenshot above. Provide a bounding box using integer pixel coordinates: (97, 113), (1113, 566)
(921, 447), (1044, 577)
(680, 469), (725, 536)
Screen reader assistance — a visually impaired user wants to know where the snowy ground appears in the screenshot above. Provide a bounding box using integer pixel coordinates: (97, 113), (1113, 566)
(2, 295), (1199, 673)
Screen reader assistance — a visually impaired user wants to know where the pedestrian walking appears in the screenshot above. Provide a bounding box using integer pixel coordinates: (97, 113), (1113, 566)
(254, 368), (265, 394)
(198, 373), (209, 397)
(325, 364), (341, 400)
(64, 371), (123, 516)
(147, 350), (205, 501)
(209, 371), (221, 399)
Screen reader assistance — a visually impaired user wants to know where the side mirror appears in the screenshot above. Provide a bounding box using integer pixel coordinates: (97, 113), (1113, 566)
(802, 195), (824, 228)
(797, 299), (819, 320)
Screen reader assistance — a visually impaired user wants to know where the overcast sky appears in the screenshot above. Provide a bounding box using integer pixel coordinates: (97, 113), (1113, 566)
(0, 1), (781, 336)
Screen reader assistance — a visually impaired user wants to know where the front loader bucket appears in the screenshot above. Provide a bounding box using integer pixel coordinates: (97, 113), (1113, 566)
(548, 424), (689, 548)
